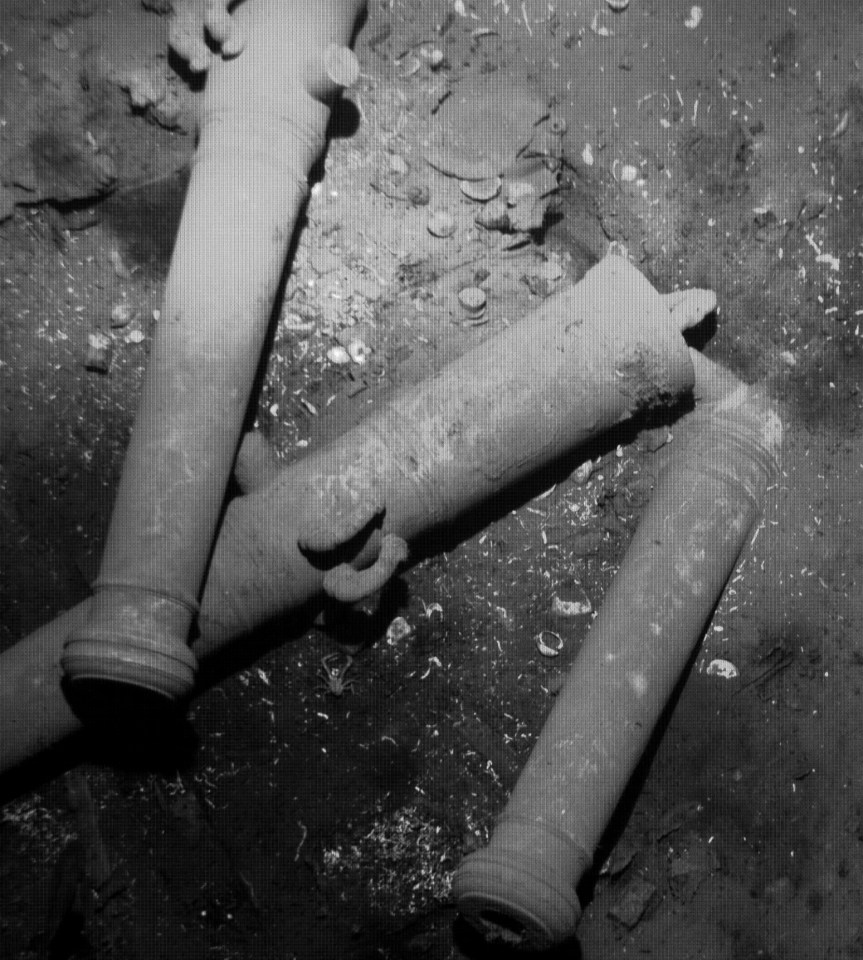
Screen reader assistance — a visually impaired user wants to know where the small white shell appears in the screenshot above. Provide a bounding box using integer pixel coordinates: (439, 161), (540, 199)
(535, 631), (564, 657)
(619, 164), (639, 182)
(427, 210), (456, 237)
(326, 345), (351, 365)
(347, 339), (371, 364)
(386, 616), (413, 644)
(706, 658), (739, 680)
(581, 143), (594, 166)
(459, 177), (502, 202)
(684, 5), (703, 29)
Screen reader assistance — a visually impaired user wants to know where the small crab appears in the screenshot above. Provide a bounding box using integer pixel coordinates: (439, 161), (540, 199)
(317, 653), (357, 696)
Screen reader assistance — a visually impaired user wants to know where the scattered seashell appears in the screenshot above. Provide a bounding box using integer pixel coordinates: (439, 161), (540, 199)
(386, 615), (413, 644)
(110, 302), (135, 328)
(458, 286), (487, 317)
(619, 164), (639, 182)
(552, 593), (592, 617)
(427, 209), (456, 237)
(706, 658), (739, 680)
(421, 600), (443, 619)
(780, 350), (797, 367)
(606, 0), (630, 9)
(347, 339), (371, 364)
(459, 177), (502, 201)
(282, 311), (316, 332)
(684, 5), (703, 28)
(535, 631), (564, 657)
(830, 109), (850, 139)
(326, 345), (351, 364)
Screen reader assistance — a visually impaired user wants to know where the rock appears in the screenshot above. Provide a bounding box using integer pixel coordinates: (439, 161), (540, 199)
(84, 331), (113, 373)
(608, 877), (657, 928)
(475, 199), (511, 232)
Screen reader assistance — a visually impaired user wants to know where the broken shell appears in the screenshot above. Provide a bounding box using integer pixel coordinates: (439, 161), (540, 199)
(458, 286), (487, 317)
(706, 658), (739, 680)
(386, 616), (413, 644)
(535, 631), (564, 658)
(552, 593), (592, 617)
(459, 177), (502, 202)
(427, 209), (456, 237)
(347, 339), (371, 364)
(606, 0), (630, 9)
(326, 345), (351, 364)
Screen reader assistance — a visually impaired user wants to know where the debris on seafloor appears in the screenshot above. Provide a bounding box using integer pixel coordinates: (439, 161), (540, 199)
(84, 331), (113, 373)
(608, 876), (658, 928)
(423, 74), (550, 180)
